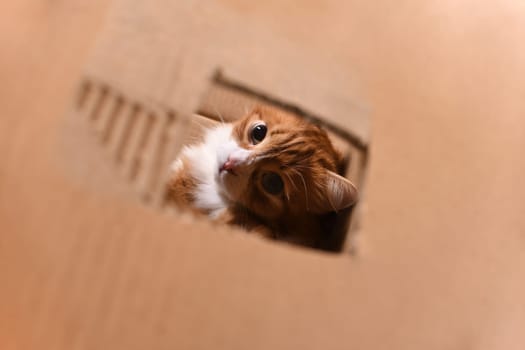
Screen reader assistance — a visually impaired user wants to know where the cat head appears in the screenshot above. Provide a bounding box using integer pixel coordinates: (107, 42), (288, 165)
(215, 106), (358, 221)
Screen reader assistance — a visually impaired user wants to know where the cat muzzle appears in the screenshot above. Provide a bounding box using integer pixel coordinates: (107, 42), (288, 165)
(219, 159), (238, 175)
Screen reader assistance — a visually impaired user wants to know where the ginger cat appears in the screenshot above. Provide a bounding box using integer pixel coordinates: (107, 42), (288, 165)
(167, 106), (358, 247)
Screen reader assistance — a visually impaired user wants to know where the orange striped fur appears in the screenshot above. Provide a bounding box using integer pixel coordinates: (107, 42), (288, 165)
(167, 106), (358, 246)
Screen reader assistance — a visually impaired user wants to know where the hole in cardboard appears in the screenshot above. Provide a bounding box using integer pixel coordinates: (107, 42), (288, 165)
(70, 77), (367, 253)
(169, 71), (368, 252)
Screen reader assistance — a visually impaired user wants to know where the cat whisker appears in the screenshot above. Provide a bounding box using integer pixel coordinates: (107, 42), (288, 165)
(192, 119), (208, 127)
(282, 171), (297, 197)
(281, 165), (298, 191)
(212, 103), (225, 124)
(192, 119), (216, 131)
(289, 167), (309, 210)
(252, 154), (272, 163)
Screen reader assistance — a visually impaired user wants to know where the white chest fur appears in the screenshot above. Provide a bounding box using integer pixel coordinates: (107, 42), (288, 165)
(171, 124), (235, 217)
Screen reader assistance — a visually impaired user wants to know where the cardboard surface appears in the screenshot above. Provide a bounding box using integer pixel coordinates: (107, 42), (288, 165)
(1, 1), (525, 349)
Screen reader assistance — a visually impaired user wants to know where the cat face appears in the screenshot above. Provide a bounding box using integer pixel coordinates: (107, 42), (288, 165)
(215, 106), (357, 220)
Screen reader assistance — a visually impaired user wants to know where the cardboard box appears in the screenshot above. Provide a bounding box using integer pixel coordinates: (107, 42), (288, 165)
(1, 0), (525, 349)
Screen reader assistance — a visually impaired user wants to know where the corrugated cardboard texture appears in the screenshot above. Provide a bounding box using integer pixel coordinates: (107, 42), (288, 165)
(1, 1), (525, 349)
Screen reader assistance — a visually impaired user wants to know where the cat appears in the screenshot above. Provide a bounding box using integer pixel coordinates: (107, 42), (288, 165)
(166, 106), (358, 247)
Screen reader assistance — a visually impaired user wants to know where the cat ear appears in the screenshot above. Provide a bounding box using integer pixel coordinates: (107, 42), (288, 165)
(314, 171), (358, 213)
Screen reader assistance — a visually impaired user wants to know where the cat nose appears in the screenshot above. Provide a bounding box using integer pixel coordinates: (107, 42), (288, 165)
(219, 157), (238, 173)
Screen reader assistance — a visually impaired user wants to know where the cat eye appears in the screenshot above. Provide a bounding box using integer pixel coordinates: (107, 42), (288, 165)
(250, 123), (267, 144)
(261, 172), (284, 195)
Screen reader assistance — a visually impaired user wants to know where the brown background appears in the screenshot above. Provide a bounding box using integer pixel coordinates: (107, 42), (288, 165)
(1, 0), (525, 349)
